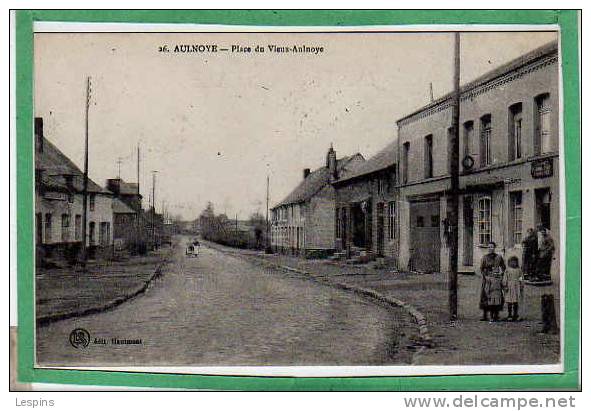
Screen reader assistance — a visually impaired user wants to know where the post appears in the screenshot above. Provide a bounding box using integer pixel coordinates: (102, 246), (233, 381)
(136, 143), (141, 252)
(265, 175), (270, 251)
(151, 171), (157, 249)
(447, 32), (461, 321)
(80, 76), (91, 270)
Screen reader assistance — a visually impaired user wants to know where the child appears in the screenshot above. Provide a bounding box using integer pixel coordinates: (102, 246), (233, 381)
(503, 256), (524, 321)
(485, 266), (504, 322)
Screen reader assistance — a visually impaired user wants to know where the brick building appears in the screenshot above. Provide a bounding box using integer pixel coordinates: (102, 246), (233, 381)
(332, 141), (398, 261)
(396, 41), (560, 278)
(270, 146), (364, 258)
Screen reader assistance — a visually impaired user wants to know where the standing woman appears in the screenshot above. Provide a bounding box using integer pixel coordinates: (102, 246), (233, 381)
(479, 241), (506, 322)
(521, 228), (538, 280)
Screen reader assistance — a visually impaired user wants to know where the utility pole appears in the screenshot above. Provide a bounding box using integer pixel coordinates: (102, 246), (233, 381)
(447, 32), (461, 321)
(151, 170), (158, 249)
(265, 174), (270, 251)
(117, 157), (122, 179)
(80, 76), (91, 271)
(429, 82), (434, 103)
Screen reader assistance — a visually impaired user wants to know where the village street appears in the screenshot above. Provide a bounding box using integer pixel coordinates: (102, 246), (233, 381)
(36, 237), (413, 366)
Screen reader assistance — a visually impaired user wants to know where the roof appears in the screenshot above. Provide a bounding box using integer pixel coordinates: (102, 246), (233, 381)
(112, 198), (136, 214)
(334, 140), (397, 184)
(397, 40), (559, 125)
(272, 154), (362, 209)
(36, 136), (109, 194)
(119, 181), (140, 195)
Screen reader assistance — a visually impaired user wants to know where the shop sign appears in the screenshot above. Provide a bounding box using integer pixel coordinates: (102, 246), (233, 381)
(531, 158), (553, 179)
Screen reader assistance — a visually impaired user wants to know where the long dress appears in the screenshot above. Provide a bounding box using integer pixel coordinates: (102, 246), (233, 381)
(479, 253), (506, 310)
(503, 267), (523, 304)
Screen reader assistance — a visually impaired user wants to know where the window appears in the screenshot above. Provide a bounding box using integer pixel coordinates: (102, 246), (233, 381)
(424, 135), (433, 178)
(535, 93), (552, 154)
(509, 103), (523, 161)
(44, 213), (52, 243)
(510, 191), (523, 245)
(480, 115), (492, 166)
(377, 178), (385, 195)
(89, 194), (96, 211)
(61, 214), (70, 242)
(477, 196), (492, 246)
(387, 201), (396, 239)
(75, 214), (82, 241)
(417, 216), (424, 228)
(463, 121), (474, 157)
(402, 142), (410, 184)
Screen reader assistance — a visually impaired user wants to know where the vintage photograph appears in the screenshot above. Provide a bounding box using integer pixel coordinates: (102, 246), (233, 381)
(33, 27), (562, 371)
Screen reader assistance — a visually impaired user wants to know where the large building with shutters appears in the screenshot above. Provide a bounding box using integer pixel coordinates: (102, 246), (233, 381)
(396, 41), (560, 279)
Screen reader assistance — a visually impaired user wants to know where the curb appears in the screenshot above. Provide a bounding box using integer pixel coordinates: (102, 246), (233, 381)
(37, 254), (171, 327)
(206, 242), (433, 349)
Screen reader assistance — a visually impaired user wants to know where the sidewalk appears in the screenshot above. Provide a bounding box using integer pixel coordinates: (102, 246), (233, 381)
(206, 241), (561, 366)
(36, 247), (173, 325)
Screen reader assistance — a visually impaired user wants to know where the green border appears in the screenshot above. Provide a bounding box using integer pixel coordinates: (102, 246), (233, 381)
(16, 10), (581, 391)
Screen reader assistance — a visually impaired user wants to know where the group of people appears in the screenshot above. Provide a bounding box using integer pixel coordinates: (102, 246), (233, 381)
(478, 225), (555, 323)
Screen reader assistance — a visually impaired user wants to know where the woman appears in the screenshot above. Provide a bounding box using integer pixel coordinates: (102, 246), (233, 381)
(479, 241), (506, 322)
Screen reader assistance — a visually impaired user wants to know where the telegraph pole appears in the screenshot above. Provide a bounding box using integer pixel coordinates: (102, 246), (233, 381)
(80, 76), (91, 271)
(448, 32), (461, 321)
(117, 157), (122, 179)
(151, 170), (158, 249)
(265, 174), (270, 251)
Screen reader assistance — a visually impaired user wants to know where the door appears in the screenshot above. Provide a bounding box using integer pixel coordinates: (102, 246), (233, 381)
(409, 200), (441, 272)
(463, 197), (474, 266)
(535, 188), (551, 230)
(376, 203), (385, 256)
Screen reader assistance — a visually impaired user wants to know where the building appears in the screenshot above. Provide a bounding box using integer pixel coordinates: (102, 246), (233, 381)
(332, 141), (398, 261)
(35, 117), (114, 266)
(112, 198), (138, 252)
(396, 41), (560, 278)
(106, 178), (144, 252)
(106, 178), (142, 212)
(270, 145), (365, 258)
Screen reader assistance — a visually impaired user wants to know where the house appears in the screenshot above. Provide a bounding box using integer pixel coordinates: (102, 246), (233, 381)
(112, 198), (138, 252)
(270, 145), (365, 258)
(35, 117), (114, 266)
(106, 178), (144, 252)
(332, 140), (398, 261)
(396, 41), (560, 278)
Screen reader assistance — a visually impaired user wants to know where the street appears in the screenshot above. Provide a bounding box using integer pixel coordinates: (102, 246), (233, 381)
(36, 238), (412, 366)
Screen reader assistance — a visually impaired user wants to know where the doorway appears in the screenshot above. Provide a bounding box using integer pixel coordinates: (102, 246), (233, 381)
(376, 202), (385, 257)
(535, 188), (551, 230)
(409, 200), (441, 272)
(463, 197), (474, 266)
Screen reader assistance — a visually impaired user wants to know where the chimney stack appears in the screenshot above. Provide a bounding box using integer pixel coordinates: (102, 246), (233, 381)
(303, 168), (311, 179)
(35, 117), (44, 153)
(106, 178), (122, 195)
(326, 143), (337, 180)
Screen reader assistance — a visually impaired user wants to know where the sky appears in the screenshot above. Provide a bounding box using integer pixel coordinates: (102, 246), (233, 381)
(34, 30), (557, 220)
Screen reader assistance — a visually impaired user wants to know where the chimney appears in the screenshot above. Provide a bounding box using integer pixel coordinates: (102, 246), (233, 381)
(106, 178), (121, 195)
(326, 143), (337, 180)
(303, 168), (311, 179)
(35, 117), (44, 153)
